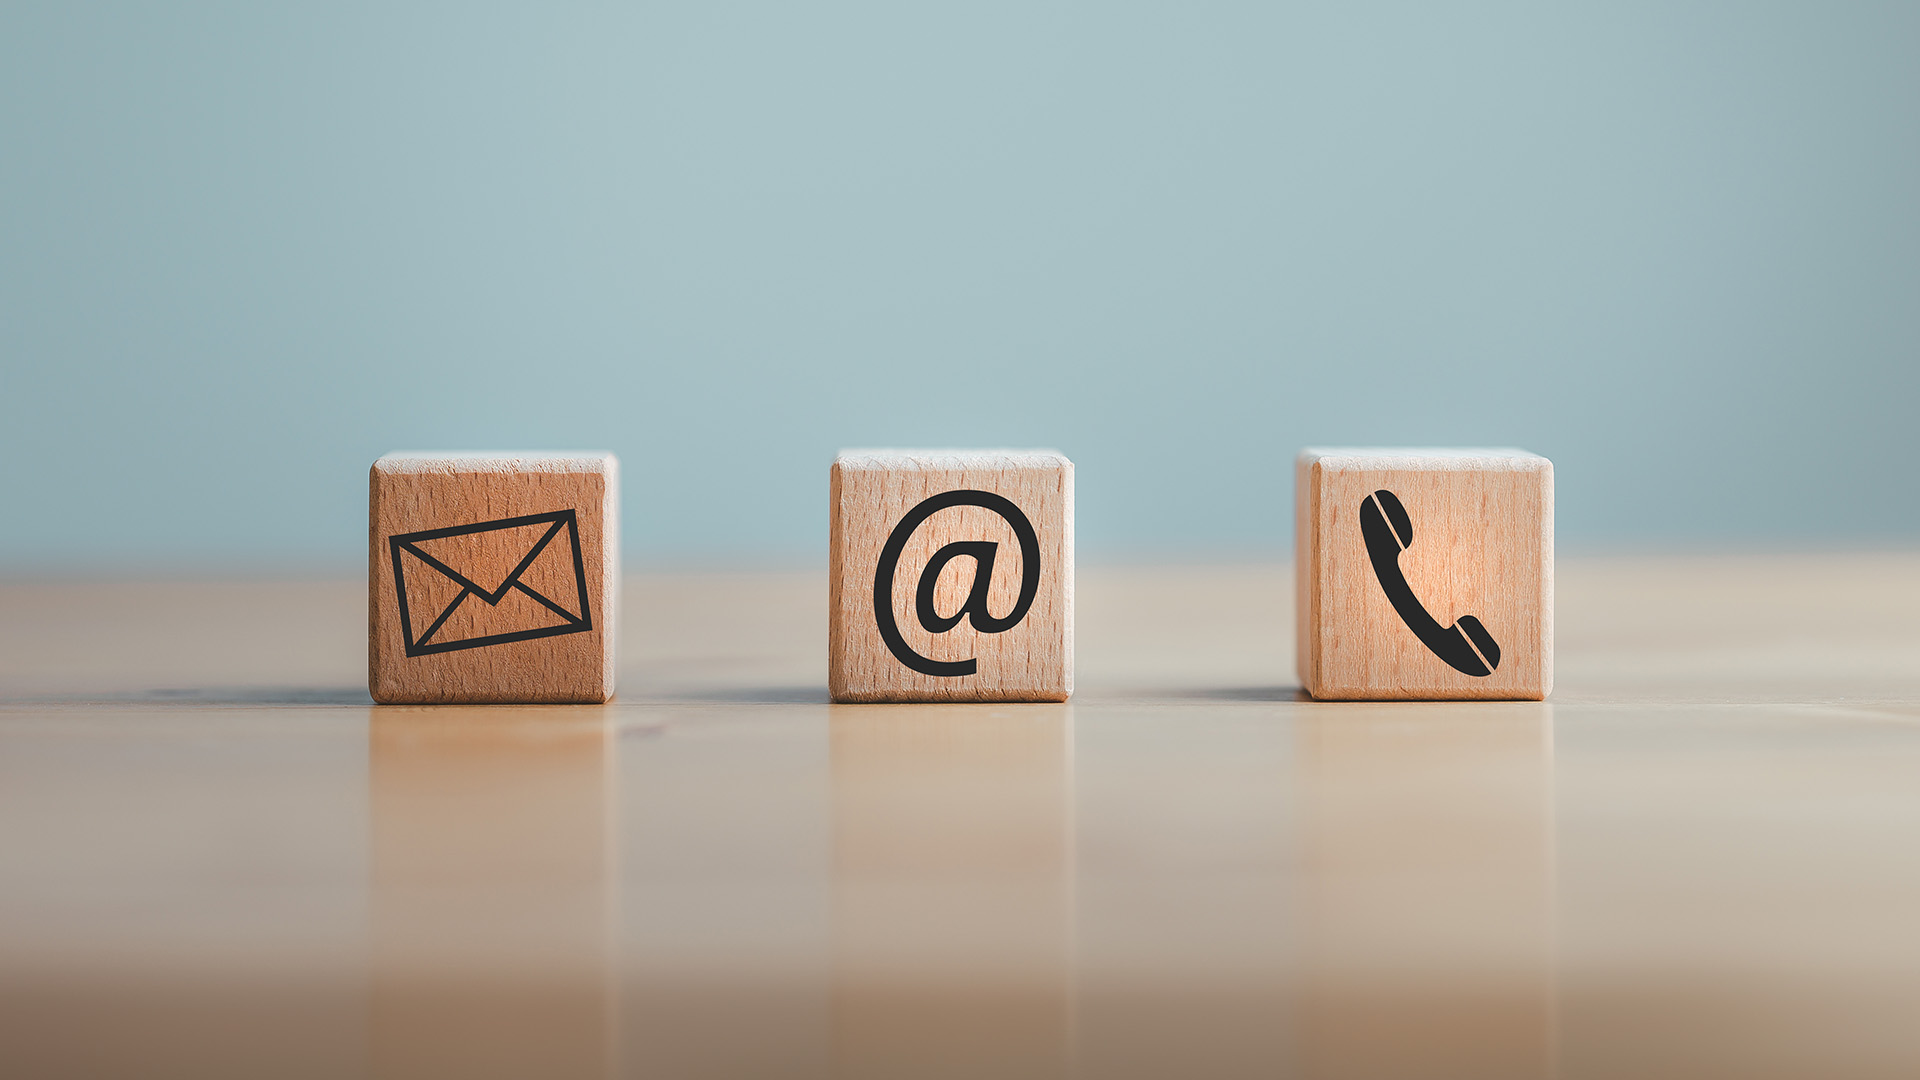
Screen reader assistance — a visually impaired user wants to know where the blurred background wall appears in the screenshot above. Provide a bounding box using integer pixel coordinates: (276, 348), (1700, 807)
(2, 2), (1914, 572)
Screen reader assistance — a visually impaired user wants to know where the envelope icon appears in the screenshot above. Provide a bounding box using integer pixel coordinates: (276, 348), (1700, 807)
(388, 509), (593, 657)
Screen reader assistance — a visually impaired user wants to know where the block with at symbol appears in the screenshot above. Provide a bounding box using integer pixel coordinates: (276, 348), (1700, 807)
(830, 449), (1073, 703)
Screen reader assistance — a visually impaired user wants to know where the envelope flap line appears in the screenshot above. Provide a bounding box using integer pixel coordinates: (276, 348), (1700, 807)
(390, 508), (575, 544)
(385, 507), (572, 599)
(399, 516), (568, 606)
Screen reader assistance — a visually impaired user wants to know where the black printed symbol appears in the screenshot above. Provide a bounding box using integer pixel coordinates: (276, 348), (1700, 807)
(874, 490), (1040, 677)
(1360, 489), (1501, 677)
(390, 510), (593, 657)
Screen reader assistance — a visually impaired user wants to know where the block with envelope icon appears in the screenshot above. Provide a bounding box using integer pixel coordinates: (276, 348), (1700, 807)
(370, 452), (618, 704)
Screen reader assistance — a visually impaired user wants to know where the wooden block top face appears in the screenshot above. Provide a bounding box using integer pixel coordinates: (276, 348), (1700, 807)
(830, 450), (1073, 703)
(1297, 448), (1552, 701)
(369, 452), (618, 705)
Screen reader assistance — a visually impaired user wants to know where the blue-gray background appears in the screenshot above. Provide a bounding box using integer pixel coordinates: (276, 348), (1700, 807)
(3, 3), (1915, 571)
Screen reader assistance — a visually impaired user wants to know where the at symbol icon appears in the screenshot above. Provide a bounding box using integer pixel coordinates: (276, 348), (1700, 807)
(873, 490), (1040, 677)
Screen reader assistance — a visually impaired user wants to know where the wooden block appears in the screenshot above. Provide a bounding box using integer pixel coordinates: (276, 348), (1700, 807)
(369, 452), (618, 704)
(830, 450), (1073, 703)
(1296, 448), (1552, 701)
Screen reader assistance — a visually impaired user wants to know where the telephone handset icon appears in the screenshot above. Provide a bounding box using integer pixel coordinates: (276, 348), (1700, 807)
(1359, 489), (1501, 677)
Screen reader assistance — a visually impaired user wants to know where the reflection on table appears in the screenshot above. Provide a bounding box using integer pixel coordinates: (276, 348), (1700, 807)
(1296, 705), (1554, 1080)
(369, 707), (614, 1080)
(831, 705), (1073, 1080)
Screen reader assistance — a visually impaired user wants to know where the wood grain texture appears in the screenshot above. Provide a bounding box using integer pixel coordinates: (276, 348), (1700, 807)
(1297, 448), (1552, 700)
(830, 450), (1072, 703)
(369, 452), (618, 704)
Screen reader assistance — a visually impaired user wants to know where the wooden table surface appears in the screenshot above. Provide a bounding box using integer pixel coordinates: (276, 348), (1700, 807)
(3, 555), (1919, 1079)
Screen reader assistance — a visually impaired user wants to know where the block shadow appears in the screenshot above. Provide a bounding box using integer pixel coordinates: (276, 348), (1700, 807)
(1159, 686), (1312, 703)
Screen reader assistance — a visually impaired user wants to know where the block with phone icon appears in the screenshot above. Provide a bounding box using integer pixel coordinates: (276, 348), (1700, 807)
(369, 452), (619, 704)
(1296, 448), (1552, 700)
(830, 449), (1073, 703)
